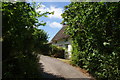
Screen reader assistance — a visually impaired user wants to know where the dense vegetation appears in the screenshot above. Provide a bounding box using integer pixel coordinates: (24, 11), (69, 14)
(49, 45), (65, 59)
(2, 2), (49, 78)
(62, 2), (120, 80)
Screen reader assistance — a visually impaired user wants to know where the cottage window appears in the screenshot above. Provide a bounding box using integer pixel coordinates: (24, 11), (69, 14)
(65, 39), (68, 42)
(65, 44), (68, 49)
(59, 45), (62, 47)
(55, 41), (57, 43)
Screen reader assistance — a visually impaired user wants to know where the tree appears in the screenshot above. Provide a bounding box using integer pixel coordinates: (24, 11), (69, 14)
(62, 2), (120, 80)
(2, 2), (49, 78)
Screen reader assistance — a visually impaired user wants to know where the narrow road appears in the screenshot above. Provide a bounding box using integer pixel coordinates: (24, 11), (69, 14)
(39, 55), (91, 80)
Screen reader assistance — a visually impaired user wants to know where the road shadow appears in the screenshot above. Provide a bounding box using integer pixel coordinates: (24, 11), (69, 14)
(38, 62), (65, 80)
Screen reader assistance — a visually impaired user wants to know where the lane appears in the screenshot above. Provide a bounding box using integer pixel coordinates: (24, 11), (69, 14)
(39, 55), (91, 79)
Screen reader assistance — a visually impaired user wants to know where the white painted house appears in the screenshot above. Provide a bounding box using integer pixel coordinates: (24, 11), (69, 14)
(50, 25), (72, 59)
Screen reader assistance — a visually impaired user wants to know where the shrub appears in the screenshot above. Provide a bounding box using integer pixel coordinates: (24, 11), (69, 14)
(3, 53), (41, 78)
(50, 45), (65, 59)
(62, 2), (120, 80)
(2, 2), (50, 78)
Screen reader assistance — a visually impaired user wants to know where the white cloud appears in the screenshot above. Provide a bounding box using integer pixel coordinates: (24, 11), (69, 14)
(47, 6), (63, 19)
(36, 4), (63, 19)
(49, 22), (62, 28)
(41, 4), (46, 8)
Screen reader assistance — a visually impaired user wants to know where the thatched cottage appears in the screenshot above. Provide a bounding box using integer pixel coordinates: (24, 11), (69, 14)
(50, 25), (72, 59)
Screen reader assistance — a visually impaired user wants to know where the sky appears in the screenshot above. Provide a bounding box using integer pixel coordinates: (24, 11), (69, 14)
(35, 2), (71, 41)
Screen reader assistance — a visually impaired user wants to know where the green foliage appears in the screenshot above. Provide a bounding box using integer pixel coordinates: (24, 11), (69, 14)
(62, 2), (120, 80)
(3, 53), (41, 78)
(2, 2), (49, 78)
(32, 28), (48, 54)
(49, 45), (65, 59)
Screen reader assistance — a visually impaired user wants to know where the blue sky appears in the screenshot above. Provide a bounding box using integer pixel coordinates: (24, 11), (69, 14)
(36, 2), (70, 41)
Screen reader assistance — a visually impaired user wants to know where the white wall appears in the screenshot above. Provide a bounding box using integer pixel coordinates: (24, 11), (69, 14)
(68, 44), (72, 58)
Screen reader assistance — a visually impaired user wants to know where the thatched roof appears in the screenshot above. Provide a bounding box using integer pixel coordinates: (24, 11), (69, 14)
(51, 25), (69, 42)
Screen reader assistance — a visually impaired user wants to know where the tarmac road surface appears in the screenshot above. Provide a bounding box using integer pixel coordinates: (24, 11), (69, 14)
(39, 55), (91, 80)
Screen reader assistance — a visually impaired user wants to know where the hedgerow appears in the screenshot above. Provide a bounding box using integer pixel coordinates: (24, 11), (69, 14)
(62, 2), (120, 80)
(2, 2), (50, 78)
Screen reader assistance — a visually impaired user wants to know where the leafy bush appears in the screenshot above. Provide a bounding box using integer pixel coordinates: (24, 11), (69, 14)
(3, 53), (41, 78)
(2, 2), (50, 78)
(62, 2), (120, 80)
(49, 45), (65, 59)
